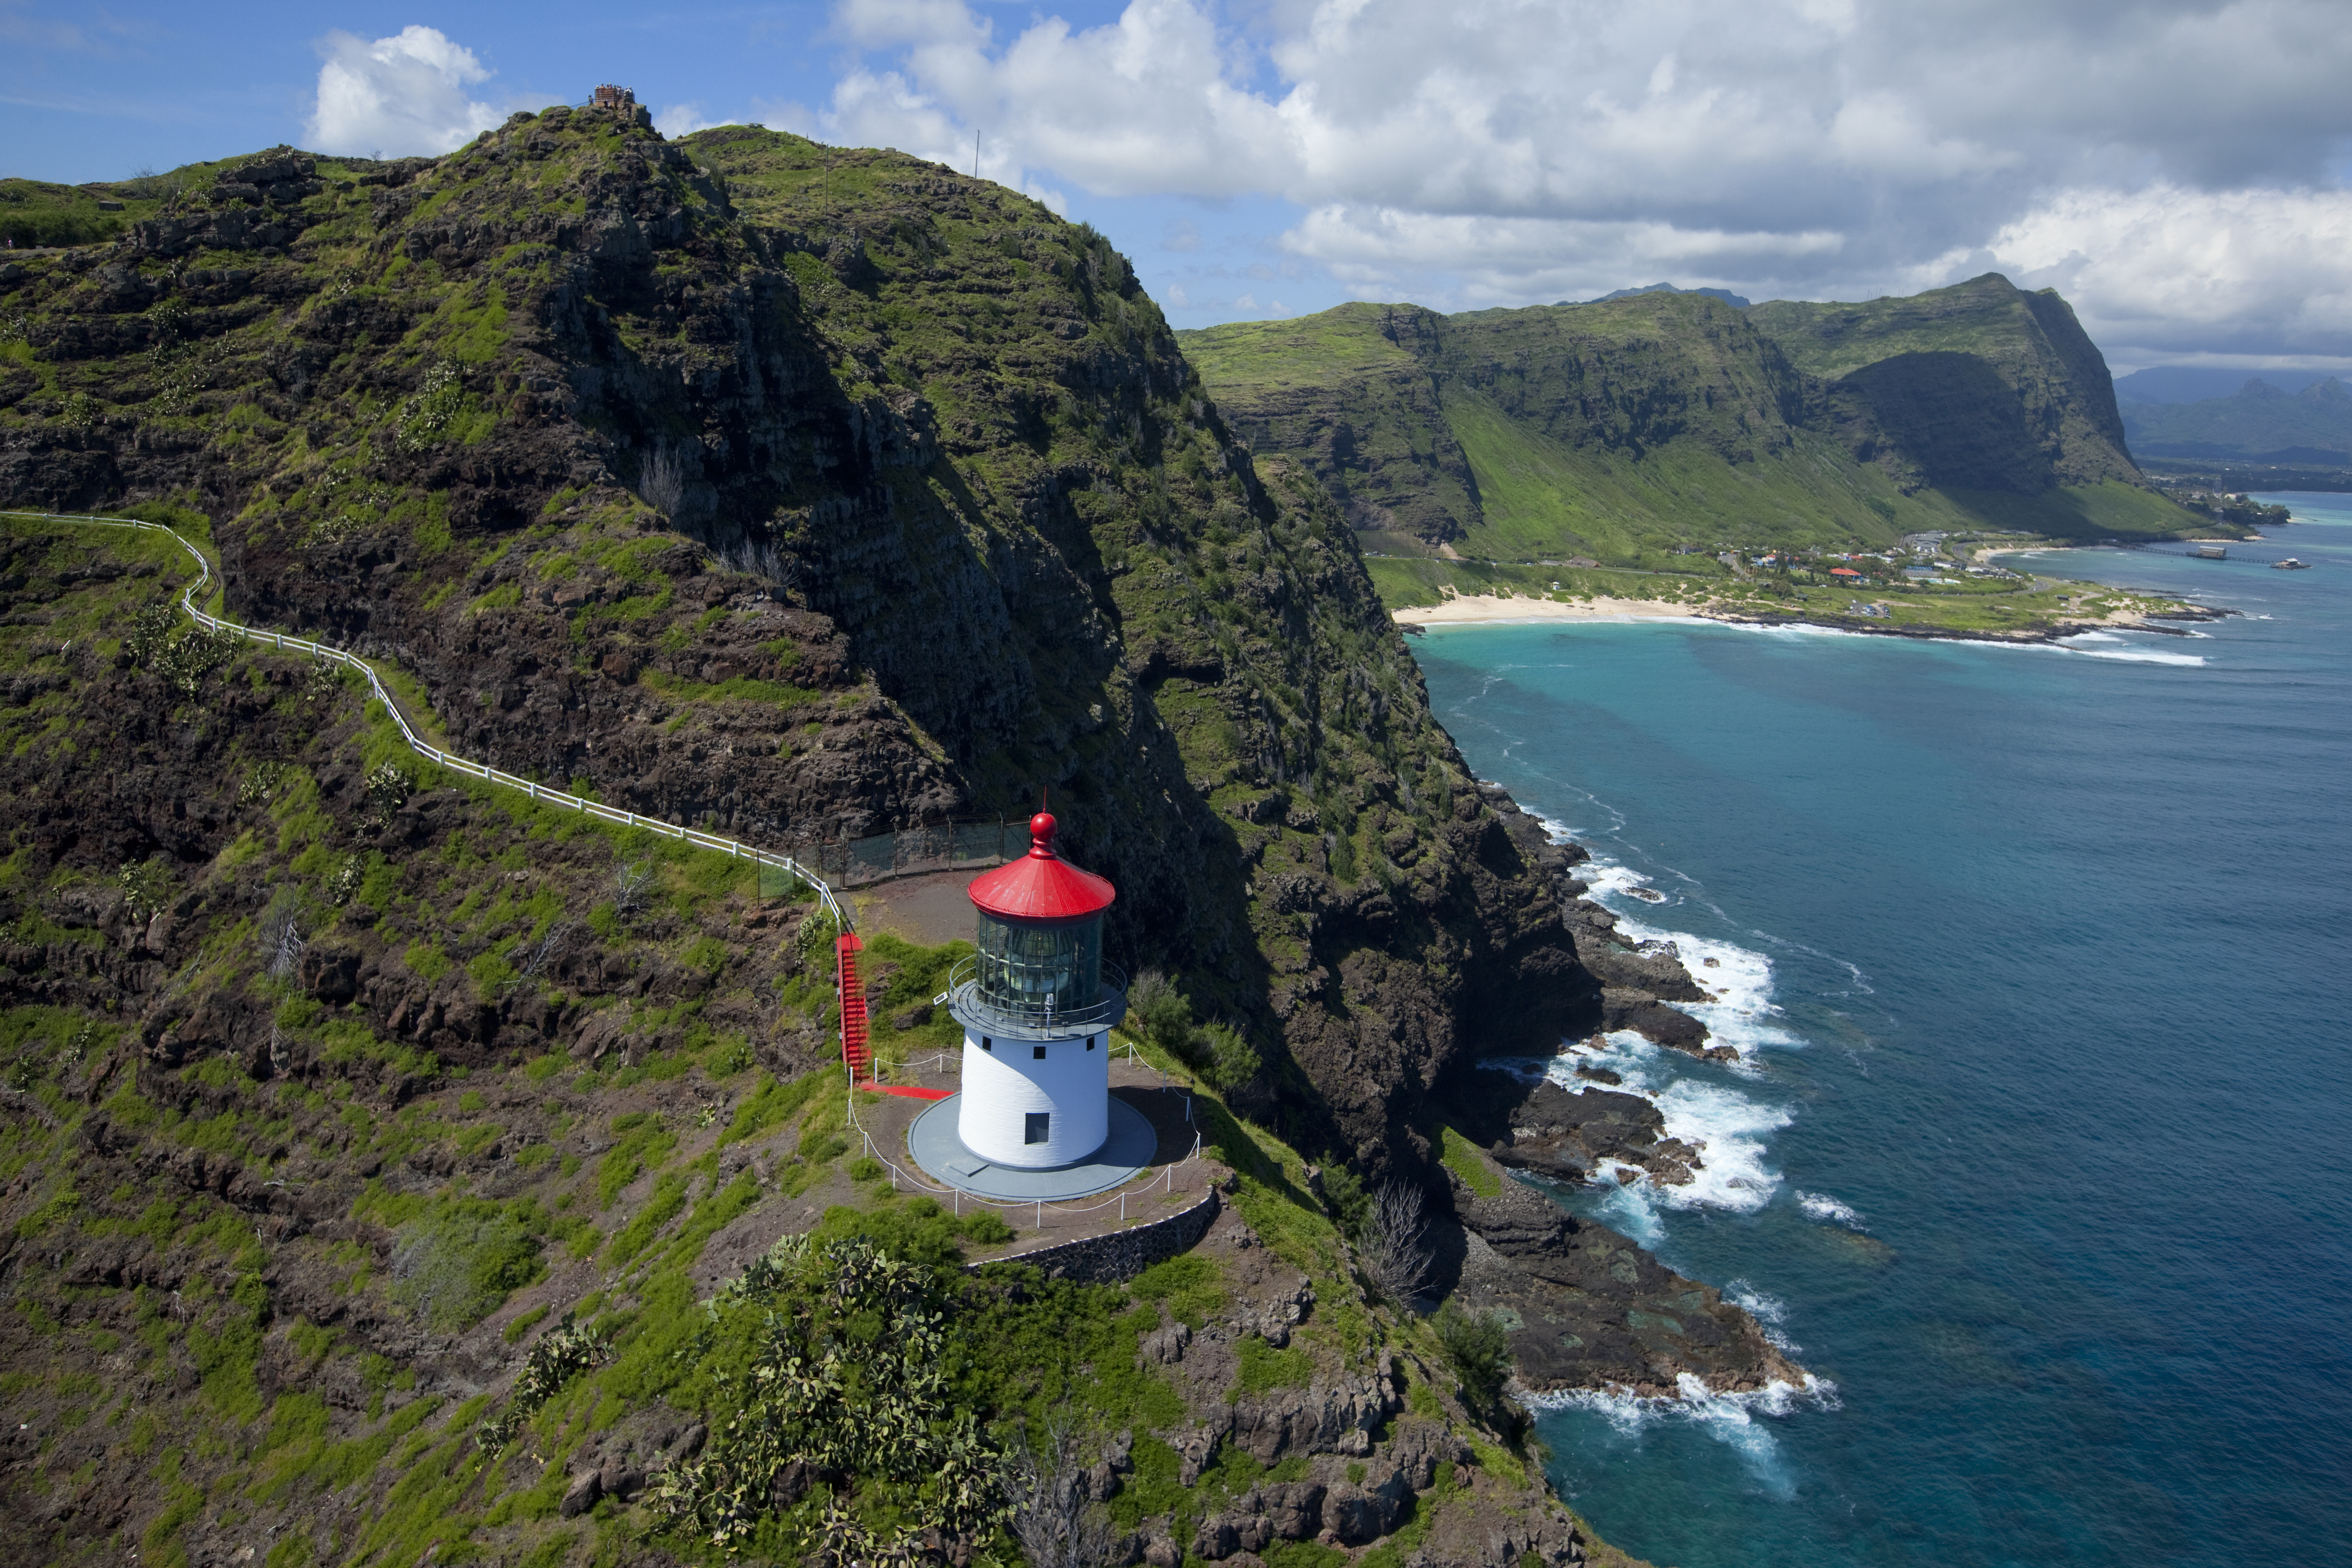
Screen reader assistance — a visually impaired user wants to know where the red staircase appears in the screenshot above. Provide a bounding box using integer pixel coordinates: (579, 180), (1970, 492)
(836, 932), (873, 1085)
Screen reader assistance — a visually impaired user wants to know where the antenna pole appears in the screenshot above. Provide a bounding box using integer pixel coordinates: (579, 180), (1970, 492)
(973, 129), (980, 179)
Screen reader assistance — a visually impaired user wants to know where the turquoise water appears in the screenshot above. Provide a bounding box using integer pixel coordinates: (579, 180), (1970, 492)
(1408, 496), (2352, 1568)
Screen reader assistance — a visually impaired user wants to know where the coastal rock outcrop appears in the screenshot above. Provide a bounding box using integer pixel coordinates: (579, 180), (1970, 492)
(1442, 1159), (1802, 1397)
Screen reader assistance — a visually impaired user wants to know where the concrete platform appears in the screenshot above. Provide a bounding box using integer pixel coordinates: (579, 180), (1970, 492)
(909, 1093), (1157, 1200)
(852, 868), (985, 947)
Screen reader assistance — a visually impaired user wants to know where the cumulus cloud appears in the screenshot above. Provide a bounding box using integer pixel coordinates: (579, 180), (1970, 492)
(821, 0), (2352, 353)
(655, 103), (723, 139)
(306, 25), (503, 157)
(1985, 184), (2352, 362)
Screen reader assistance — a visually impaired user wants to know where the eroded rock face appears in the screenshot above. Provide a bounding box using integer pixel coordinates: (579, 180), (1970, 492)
(1443, 1169), (1803, 1397)
(1229, 1369), (1403, 1464)
(1557, 891), (1721, 1057)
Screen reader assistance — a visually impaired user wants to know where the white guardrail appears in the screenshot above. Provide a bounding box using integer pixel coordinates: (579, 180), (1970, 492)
(1, 508), (851, 932)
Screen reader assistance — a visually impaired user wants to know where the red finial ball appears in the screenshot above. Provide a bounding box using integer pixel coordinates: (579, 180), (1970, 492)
(1029, 812), (1057, 853)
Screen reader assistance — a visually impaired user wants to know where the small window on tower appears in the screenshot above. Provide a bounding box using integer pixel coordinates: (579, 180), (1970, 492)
(981, 1037), (993, 1052)
(1033, 1045), (1047, 1060)
(1025, 1111), (1050, 1145)
(1087, 1035), (1096, 1051)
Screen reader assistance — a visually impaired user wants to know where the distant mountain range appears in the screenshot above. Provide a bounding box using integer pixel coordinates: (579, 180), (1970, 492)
(2111, 365), (2338, 403)
(1574, 281), (1753, 309)
(1179, 273), (2192, 570)
(2120, 377), (2352, 464)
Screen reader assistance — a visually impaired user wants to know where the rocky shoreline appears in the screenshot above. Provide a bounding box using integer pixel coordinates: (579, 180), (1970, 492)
(1425, 784), (1806, 1400)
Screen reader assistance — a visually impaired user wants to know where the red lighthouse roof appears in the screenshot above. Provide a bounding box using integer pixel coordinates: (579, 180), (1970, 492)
(967, 813), (1116, 922)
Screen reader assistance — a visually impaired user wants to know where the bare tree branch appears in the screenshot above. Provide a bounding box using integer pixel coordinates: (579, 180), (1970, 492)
(1000, 1414), (1113, 1568)
(639, 445), (688, 518)
(1359, 1179), (1434, 1307)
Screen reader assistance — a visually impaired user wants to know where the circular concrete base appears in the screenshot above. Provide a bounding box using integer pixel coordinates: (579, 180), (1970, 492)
(909, 1093), (1155, 1201)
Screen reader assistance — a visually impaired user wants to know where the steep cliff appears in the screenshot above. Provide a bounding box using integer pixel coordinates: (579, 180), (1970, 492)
(0, 112), (1604, 1174)
(1183, 277), (2199, 570)
(1747, 272), (2143, 494)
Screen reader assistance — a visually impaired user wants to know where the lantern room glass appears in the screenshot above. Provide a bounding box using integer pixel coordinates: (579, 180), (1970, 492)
(974, 911), (1102, 1021)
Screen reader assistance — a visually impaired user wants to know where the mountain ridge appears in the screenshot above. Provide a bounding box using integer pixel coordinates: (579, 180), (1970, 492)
(1182, 273), (2196, 572)
(2121, 375), (2352, 462)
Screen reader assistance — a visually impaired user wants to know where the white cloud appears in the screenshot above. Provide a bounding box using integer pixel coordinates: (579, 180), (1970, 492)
(1986, 184), (2352, 360)
(655, 103), (724, 139)
(819, 0), (2352, 354)
(306, 25), (503, 156)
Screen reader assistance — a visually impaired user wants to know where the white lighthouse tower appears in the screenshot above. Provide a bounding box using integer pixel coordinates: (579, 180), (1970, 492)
(946, 813), (1127, 1167)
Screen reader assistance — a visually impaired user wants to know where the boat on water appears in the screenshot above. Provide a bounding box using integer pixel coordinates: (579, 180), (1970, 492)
(2272, 558), (2312, 570)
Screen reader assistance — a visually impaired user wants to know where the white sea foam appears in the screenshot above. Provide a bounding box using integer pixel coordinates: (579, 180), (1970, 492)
(1584, 870), (1809, 1062)
(1726, 1279), (1801, 1354)
(1527, 1372), (1837, 1496)
(2068, 646), (2208, 666)
(1543, 1035), (1792, 1222)
(1795, 1190), (1868, 1231)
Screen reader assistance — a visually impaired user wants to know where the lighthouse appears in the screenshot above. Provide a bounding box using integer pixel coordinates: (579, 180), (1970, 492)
(946, 813), (1127, 1168)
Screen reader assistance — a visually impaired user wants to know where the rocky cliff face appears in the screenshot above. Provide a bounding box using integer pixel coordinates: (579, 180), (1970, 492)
(0, 111), (1610, 1173)
(1748, 272), (2143, 494)
(1183, 294), (1829, 554)
(1185, 273), (2168, 562)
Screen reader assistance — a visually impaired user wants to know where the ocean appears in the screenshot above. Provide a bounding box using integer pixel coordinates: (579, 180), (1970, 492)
(1407, 495), (2352, 1568)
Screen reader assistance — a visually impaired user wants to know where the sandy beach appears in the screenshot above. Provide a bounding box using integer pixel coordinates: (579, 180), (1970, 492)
(1392, 593), (1708, 626)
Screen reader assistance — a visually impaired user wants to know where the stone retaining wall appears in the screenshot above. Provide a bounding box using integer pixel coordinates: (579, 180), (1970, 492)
(974, 1188), (1220, 1284)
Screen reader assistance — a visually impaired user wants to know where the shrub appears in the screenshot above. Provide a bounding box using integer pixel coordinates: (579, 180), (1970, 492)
(117, 859), (172, 923)
(654, 1235), (1000, 1555)
(1358, 1181), (1434, 1307)
(1198, 1021), (1261, 1091)
(1432, 1301), (1512, 1409)
(476, 1315), (609, 1450)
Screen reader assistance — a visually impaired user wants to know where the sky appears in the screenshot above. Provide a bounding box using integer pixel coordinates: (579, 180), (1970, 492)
(5, 0), (2349, 374)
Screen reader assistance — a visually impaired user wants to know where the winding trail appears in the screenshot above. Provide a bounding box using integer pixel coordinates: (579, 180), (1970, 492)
(1, 508), (852, 932)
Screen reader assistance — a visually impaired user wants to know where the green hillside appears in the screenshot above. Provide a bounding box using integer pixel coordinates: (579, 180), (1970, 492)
(0, 106), (1712, 1568)
(1, 176), (172, 249)
(1182, 275), (2204, 591)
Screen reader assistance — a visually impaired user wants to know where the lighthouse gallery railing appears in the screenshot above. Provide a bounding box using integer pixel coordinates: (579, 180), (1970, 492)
(945, 954), (1128, 1032)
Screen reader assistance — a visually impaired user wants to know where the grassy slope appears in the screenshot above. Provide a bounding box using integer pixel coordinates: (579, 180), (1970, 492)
(1, 178), (170, 250)
(1176, 304), (1423, 392)
(0, 522), (1615, 1568)
(1743, 274), (2069, 379)
(1440, 388), (1915, 564)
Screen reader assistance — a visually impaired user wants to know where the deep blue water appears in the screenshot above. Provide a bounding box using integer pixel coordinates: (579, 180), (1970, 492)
(1408, 497), (2352, 1568)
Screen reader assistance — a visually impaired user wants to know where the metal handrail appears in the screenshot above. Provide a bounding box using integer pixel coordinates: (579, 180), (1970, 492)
(945, 953), (1127, 1031)
(0, 508), (850, 931)
(843, 1070), (1206, 1232)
